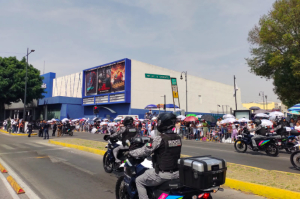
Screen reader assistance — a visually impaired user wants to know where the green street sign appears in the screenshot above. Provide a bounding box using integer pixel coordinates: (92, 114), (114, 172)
(171, 78), (177, 85)
(145, 73), (170, 80)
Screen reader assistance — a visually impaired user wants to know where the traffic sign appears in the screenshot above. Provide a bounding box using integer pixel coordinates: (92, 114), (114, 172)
(145, 73), (170, 80)
(173, 91), (178, 98)
(171, 78), (177, 85)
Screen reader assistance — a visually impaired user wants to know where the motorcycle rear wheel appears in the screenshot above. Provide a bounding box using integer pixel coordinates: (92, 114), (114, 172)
(69, 131), (73, 136)
(103, 152), (113, 173)
(116, 176), (130, 199)
(291, 151), (300, 170)
(234, 140), (247, 153)
(265, 143), (279, 157)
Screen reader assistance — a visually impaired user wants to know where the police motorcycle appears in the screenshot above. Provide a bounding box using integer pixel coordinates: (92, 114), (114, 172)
(234, 127), (279, 156)
(103, 134), (151, 173)
(116, 152), (226, 199)
(61, 122), (74, 136)
(290, 142), (300, 170)
(271, 128), (300, 153)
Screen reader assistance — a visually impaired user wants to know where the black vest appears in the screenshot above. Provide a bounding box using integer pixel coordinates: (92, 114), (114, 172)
(256, 125), (266, 136)
(122, 126), (137, 146)
(154, 133), (182, 172)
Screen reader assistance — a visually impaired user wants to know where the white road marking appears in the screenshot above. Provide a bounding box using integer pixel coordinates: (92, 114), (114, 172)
(0, 157), (41, 199)
(61, 161), (96, 176)
(0, 172), (20, 199)
(1, 144), (15, 150)
(25, 143), (44, 148)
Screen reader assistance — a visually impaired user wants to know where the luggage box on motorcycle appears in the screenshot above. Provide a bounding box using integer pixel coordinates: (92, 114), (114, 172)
(178, 156), (227, 189)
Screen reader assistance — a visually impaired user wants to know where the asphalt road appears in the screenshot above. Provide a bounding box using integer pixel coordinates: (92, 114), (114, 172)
(0, 132), (265, 199)
(71, 132), (299, 173)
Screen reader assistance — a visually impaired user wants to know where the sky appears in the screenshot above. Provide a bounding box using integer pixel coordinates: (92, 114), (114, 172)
(0, 0), (278, 103)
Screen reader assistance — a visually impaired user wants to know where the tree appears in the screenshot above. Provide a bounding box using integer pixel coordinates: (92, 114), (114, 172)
(246, 0), (300, 107)
(0, 56), (45, 119)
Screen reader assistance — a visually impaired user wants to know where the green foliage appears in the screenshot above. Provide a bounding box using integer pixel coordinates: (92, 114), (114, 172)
(246, 0), (300, 107)
(0, 56), (45, 107)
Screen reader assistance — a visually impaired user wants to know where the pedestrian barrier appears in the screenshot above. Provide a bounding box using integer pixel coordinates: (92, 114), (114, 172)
(6, 175), (25, 194)
(0, 163), (7, 173)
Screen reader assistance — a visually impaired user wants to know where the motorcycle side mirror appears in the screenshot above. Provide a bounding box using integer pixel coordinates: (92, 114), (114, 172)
(103, 135), (110, 141)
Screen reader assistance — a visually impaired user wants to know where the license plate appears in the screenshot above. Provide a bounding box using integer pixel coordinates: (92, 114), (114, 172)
(278, 142), (281, 145)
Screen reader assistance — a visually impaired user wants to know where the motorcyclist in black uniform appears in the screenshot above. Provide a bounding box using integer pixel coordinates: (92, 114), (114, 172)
(110, 116), (137, 163)
(129, 112), (182, 199)
(273, 117), (288, 137)
(249, 118), (266, 151)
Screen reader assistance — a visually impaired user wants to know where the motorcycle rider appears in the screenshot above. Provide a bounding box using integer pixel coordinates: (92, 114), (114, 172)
(110, 116), (137, 163)
(128, 112), (181, 199)
(273, 117), (288, 137)
(249, 118), (266, 151)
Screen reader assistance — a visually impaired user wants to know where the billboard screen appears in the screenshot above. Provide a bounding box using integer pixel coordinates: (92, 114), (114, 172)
(84, 61), (125, 96)
(97, 66), (111, 94)
(85, 70), (97, 95)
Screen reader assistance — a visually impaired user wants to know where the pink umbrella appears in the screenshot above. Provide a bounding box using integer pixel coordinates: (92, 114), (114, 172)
(79, 119), (85, 122)
(184, 116), (198, 122)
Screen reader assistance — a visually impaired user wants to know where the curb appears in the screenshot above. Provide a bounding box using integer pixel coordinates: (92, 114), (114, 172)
(0, 129), (37, 136)
(49, 140), (300, 199)
(225, 178), (300, 199)
(48, 140), (106, 156)
(6, 175), (25, 194)
(0, 163), (7, 173)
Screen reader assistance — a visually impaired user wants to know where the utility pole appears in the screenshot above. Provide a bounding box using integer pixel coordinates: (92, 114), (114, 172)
(265, 95), (268, 110)
(180, 71), (188, 114)
(23, 48), (35, 122)
(259, 91), (265, 110)
(234, 75), (237, 110)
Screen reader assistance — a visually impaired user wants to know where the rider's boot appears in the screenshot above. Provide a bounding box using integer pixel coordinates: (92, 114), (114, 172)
(253, 146), (259, 151)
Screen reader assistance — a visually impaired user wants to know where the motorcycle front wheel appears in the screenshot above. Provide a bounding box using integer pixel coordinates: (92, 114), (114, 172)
(116, 176), (130, 199)
(265, 143), (279, 157)
(290, 151), (300, 170)
(234, 140), (247, 153)
(103, 152), (113, 173)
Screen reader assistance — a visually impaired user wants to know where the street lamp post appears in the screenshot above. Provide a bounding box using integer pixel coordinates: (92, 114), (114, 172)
(217, 105), (220, 114)
(161, 95), (166, 112)
(259, 91), (265, 110)
(23, 48), (35, 121)
(265, 95), (268, 110)
(180, 71), (187, 115)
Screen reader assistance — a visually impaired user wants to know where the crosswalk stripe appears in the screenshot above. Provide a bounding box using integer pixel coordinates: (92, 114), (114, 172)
(25, 143), (44, 148)
(1, 145), (15, 150)
(12, 144), (29, 149)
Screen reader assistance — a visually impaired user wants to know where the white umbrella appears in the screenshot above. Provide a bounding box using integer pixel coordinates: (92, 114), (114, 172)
(196, 115), (202, 118)
(72, 119), (79, 122)
(223, 114), (235, 119)
(47, 120), (52, 123)
(103, 118), (109, 121)
(221, 118), (237, 124)
(62, 118), (69, 122)
(261, 119), (273, 127)
(151, 117), (157, 120)
(238, 118), (250, 123)
(254, 113), (269, 118)
(139, 119), (144, 122)
(269, 111), (284, 120)
(177, 115), (186, 120)
(100, 122), (108, 126)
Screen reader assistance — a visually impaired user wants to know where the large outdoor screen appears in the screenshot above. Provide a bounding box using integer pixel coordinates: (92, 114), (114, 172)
(85, 62), (125, 96)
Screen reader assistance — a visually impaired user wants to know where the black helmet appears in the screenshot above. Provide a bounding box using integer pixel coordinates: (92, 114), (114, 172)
(157, 112), (177, 132)
(253, 118), (261, 126)
(123, 117), (133, 126)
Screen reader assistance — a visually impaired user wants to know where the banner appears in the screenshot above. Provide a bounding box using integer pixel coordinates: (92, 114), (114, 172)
(97, 66), (111, 94)
(85, 70), (97, 95)
(111, 62), (125, 92)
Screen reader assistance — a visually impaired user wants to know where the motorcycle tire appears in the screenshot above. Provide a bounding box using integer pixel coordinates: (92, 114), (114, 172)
(234, 140), (247, 153)
(290, 151), (300, 170)
(265, 143), (279, 157)
(103, 152), (113, 173)
(116, 175), (130, 199)
(69, 131), (73, 136)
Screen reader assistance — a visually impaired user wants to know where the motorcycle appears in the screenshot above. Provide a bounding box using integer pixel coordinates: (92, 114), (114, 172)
(116, 155), (223, 199)
(61, 126), (74, 136)
(270, 129), (300, 153)
(290, 143), (300, 170)
(102, 135), (151, 173)
(234, 127), (279, 156)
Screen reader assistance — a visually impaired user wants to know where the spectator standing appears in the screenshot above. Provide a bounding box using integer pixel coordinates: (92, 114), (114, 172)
(39, 121), (44, 137)
(202, 120), (208, 138)
(290, 118), (295, 128)
(52, 122), (57, 136)
(57, 122), (62, 137)
(27, 121), (33, 137)
(43, 120), (49, 139)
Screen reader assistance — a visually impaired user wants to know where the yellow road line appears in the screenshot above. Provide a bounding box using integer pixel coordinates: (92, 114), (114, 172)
(6, 175), (25, 194)
(0, 129), (37, 136)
